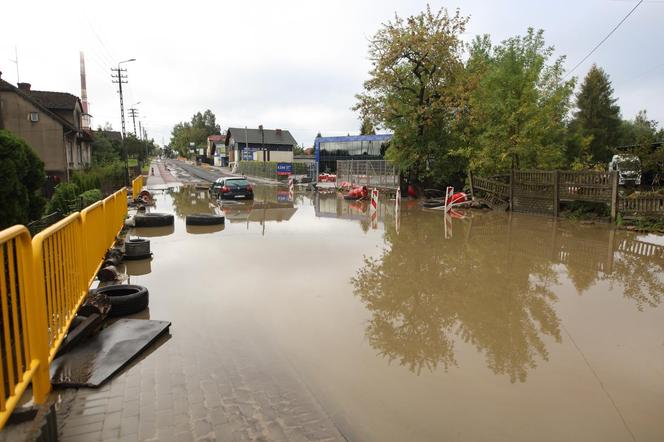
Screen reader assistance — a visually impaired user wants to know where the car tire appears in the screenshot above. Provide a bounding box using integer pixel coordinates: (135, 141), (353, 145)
(124, 238), (152, 260)
(134, 213), (174, 227)
(186, 213), (225, 226)
(95, 284), (149, 317)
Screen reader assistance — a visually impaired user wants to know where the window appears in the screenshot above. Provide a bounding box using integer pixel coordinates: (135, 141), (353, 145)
(225, 179), (249, 187)
(29, 112), (39, 122)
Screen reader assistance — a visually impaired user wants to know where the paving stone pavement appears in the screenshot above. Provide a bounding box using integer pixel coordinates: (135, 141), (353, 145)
(55, 324), (346, 441)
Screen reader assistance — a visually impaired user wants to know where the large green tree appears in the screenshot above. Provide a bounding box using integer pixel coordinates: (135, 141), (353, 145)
(464, 29), (575, 174)
(354, 6), (469, 186)
(91, 131), (122, 165)
(569, 64), (622, 165)
(0, 130), (46, 228)
(170, 110), (221, 156)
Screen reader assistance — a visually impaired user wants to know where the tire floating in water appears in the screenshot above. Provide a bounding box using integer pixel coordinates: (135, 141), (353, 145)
(94, 284), (149, 317)
(134, 213), (174, 227)
(124, 238), (152, 260)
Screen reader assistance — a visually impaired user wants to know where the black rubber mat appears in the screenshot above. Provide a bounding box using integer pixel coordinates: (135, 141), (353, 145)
(50, 319), (171, 388)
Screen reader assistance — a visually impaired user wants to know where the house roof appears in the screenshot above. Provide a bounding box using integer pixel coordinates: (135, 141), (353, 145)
(0, 79), (78, 132)
(28, 90), (79, 111)
(208, 134), (225, 142)
(226, 127), (297, 146)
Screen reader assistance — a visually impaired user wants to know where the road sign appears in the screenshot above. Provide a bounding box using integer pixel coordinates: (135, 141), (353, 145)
(277, 163), (292, 176)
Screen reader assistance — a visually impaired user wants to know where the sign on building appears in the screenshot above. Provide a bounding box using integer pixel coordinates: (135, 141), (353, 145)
(276, 162), (292, 176)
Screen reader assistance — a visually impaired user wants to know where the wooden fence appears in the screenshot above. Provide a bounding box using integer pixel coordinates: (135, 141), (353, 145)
(619, 194), (664, 218)
(471, 170), (620, 219)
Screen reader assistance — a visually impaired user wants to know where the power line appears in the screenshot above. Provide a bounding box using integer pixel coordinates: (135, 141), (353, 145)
(564, 0), (644, 79)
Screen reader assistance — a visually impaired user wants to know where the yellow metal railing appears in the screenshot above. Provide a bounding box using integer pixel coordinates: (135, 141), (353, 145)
(0, 226), (49, 429)
(131, 175), (144, 200)
(0, 187), (127, 428)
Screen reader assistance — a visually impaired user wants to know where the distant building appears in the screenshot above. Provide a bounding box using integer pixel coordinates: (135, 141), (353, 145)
(225, 127), (296, 164)
(314, 134), (392, 173)
(0, 74), (92, 181)
(207, 134), (227, 166)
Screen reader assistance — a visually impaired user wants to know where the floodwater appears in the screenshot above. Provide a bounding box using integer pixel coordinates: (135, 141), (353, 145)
(67, 181), (664, 441)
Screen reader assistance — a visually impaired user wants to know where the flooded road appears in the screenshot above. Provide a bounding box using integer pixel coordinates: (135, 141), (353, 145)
(59, 174), (664, 441)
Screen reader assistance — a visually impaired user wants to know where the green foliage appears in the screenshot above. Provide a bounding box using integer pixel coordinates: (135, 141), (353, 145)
(92, 132), (121, 165)
(465, 28), (575, 174)
(360, 117), (376, 135)
(561, 200), (609, 219)
(0, 130), (46, 228)
(124, 134), (148, 161)
(569, 64), (622, 165)
(71, 162), (125, 194)
(618, 110), (664, 179)
(79, 189), (103, 207)
(45, 183), (80, 215)
(170, 110), (221, 157)
(354, 5), (469, 186)
(72, 171), (101, 193)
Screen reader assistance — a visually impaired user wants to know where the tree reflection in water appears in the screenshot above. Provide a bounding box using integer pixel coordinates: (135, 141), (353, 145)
(352, 211), (664, 382)
(169, 186), (216, 218)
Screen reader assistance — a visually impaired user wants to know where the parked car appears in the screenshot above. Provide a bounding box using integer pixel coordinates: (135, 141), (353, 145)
(210, 177), (254, 200)
(608, 154), (641, 186)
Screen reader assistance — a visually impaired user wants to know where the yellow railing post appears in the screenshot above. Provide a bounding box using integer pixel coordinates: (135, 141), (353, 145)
(131, 175), (143, 200)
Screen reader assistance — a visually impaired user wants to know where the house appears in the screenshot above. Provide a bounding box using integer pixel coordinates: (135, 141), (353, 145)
(0, 73), (93, 181)
(225, 127), (296, 165)
(206, 134), (227, 166)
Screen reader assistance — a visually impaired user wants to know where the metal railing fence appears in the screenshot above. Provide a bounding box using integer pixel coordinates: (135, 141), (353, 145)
(131, 175), (144, 200)
(0, 187), (127, 429)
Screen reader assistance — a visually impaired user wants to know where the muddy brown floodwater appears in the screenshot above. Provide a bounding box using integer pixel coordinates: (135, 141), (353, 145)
(57, 183), (664, 442)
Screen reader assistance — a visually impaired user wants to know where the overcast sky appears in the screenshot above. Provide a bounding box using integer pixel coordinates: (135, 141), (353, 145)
(2, 0), (662, 147)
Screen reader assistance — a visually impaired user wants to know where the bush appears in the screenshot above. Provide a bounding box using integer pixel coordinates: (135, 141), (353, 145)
(45, 183), (80, 215)
(0, 130), (46, 228)
(72, 172), (101, 193)
(71, 161), (125, 194)
(80, 189), (103, 207)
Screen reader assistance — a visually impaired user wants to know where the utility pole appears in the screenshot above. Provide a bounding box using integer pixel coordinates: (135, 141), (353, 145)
(111, 58), (135, 185)
(128, 108), (139, 136)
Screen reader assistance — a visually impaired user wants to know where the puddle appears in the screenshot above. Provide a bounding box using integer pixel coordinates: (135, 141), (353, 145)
(79, 184), (664, 440)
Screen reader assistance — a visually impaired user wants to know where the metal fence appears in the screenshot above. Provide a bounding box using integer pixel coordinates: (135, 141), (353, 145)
(0, 187), (127, 428)
(336, 160), (399, 188)
(131, 175), (144, 200)
(0, 226), (50, 429)
(237, 161), (309, 180)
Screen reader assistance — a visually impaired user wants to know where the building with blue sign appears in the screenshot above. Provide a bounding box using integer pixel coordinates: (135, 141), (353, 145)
(314, 134), (392, 173)
(225, 127), (297, 166)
